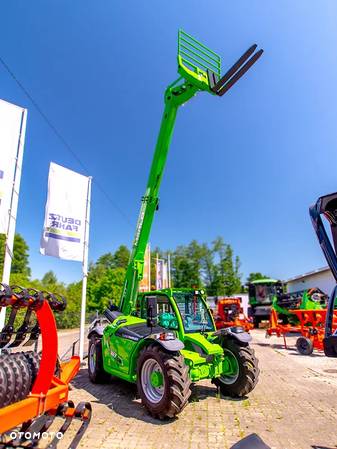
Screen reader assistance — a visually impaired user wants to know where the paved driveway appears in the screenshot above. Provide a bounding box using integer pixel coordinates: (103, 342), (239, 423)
(60, 330), (337, 449)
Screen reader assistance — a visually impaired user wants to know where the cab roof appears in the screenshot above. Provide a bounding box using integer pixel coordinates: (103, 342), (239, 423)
(250, 279), (280, 285)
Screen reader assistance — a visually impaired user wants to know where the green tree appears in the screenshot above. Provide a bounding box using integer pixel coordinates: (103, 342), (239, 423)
(113, 245), (130, 269)
(0, 233), (31, 280)
(88, 267), (126, 312)
(96, 252), (114, 269)
(208, 237), (241, 296)
(42, 270), (58, 286)
(247, 272), (270, 283)
(172, 241), (203, 288)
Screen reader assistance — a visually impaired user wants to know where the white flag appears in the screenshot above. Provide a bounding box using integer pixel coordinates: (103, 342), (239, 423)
(0, 99), (27, 234)
(40, 162), (90, 261)
(162, 261), (168, 289)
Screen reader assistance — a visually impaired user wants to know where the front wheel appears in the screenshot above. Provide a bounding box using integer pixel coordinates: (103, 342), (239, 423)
(213, 339), (259, 398)
(88, 336), (110, 383)
(137, 344), (191, 419)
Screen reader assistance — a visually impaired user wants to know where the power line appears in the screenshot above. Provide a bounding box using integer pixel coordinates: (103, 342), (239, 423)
(0, 55), (133, 227)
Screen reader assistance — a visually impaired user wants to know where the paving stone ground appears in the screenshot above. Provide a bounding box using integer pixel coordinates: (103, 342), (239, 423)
(57, 329), (337, 449)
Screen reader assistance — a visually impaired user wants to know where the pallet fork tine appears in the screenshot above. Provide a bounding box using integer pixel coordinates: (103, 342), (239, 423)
(210, 44), (257, 93)
(217, 49), (264, 96)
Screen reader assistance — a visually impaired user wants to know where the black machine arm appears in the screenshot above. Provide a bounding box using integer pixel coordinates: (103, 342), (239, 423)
(310, 192), (337, 355)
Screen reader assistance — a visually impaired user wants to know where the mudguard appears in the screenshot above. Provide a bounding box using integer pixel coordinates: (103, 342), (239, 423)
(87, 317), (109, 339)
(214, 326), (252, 344)
(145, 333), (184, 352)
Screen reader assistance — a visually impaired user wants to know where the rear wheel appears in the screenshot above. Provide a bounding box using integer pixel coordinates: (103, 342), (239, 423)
(296, 336), (314, 355)
(88, 336), (110, 383)
(137, 344), (191, 419)
(213, 339), (259, 397)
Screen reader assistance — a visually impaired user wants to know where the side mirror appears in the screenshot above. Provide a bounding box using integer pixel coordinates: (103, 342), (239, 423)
(146, 296), (158, 328)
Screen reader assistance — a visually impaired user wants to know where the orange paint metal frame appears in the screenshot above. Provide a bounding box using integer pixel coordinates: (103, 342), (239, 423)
(0, 299), (80, 434)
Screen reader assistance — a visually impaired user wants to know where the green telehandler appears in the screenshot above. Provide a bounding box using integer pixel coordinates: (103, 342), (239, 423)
(88, 30), (263, 419)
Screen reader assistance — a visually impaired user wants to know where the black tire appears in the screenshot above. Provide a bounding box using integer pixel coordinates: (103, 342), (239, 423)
(13, 353), (32, 400)
(0, 362), (8, 407)
(296, 337), (314, 355)
(213, 339), (259, 398)
(23, 351), (40, 388)
(137, 344), (191, 420)
(2, 355), (23, 405)
(1, 355), (15, 406)
(88, 336), (110, 383)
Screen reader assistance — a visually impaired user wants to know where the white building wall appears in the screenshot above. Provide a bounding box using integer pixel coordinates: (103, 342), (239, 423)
(287, 269), (335, 295)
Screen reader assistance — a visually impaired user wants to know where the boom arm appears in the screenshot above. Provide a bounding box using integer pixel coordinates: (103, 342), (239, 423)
(119, 30), (263, 315)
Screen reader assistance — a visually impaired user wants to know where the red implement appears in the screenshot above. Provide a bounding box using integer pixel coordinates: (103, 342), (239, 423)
(214, 297), (253, 332)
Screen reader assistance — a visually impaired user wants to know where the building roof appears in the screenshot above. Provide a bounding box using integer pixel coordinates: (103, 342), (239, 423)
(285, 266), (330, 283)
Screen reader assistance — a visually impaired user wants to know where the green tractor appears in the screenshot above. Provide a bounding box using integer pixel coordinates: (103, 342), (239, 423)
(88, 30), (263, 419)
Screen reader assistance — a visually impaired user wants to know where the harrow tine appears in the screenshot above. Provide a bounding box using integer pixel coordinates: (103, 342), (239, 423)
(22, 323), (40, 347)
(0, 286), (32, 348)
(0, 307), (17, 348)
(2, 414), (56, 448)
(8, 310), (33, 348)
(67, 402), (92, 449)
(46, 401), (75, 449)
(9, 290), (44, 348)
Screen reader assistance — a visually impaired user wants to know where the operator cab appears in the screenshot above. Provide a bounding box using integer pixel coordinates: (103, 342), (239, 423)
(136, 289), (214, 334)
(248, 280), (283, 306)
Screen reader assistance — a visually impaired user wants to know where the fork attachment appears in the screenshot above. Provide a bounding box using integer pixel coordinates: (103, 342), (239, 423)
(208, 44), (263, 96)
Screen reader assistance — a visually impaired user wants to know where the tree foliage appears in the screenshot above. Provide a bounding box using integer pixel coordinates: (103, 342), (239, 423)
(0, 233), (31, 280)
(171, 237), (242, 296)
(246, 272), (270, 283)
(1, 234), (245, 328)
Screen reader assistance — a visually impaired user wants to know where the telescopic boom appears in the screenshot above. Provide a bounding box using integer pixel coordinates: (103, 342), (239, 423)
(119, 30), (263, 315)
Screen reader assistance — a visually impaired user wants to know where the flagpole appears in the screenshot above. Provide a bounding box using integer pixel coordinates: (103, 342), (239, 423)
(167, 252), (171, 288)
(0, 109), (27, 329)
(79, 176), (92, 362)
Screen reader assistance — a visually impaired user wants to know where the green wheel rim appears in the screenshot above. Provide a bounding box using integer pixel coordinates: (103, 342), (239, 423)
(141, 359), (165, 403)
(220, 349), (240, 385)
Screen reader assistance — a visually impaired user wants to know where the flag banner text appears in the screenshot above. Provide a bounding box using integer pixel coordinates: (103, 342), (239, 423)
(40, 162), (90, 261)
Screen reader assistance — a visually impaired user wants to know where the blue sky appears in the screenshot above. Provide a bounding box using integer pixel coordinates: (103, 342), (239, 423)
(1, 1), (337, 284)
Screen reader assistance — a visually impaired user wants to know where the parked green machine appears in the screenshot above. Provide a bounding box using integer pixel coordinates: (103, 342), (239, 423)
(88, 30), (263, 419)
(248, 279), (327, 328)
(248, 279), (283, 328)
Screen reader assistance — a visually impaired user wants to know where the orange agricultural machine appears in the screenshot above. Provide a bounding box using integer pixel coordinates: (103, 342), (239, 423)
(214, 297), (253, 332)
(266, 307), (337, 355)
(0, 284), (91, 448)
